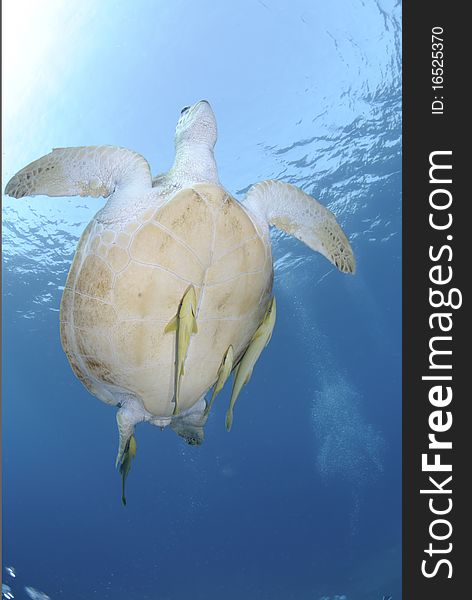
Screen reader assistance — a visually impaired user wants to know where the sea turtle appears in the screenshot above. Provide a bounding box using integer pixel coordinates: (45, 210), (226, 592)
(5, 100), (355, 503)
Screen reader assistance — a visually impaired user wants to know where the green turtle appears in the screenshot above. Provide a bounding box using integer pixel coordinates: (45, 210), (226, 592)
(5, 100), (355, 503)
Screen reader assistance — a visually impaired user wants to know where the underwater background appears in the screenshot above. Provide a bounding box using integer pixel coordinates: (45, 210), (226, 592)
(2, 1), (401, 599)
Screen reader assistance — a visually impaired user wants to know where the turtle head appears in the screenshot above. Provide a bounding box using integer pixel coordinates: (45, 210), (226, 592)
(175, 100), (217, 149)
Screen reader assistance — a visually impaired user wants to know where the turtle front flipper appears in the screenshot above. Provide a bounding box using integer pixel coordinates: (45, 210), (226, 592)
(244, 180), (355, 274)
(4, 145), (152, 199)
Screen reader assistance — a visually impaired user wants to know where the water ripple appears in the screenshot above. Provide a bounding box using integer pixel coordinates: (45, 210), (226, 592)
(3, 0), (401, 323)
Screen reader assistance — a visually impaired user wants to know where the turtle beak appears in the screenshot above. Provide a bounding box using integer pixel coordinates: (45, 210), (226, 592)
(196, 99), (213, 112)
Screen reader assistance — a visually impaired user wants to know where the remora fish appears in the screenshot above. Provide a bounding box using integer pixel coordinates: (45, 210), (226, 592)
(226, 297), (276, 431)
(204, 345), (234, 417)
(165, 285), (198, 415)
(118, 434), (136, 506)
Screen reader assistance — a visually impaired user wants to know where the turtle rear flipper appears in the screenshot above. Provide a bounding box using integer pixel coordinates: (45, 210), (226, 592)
(115, 402), (146, 505)
(170, 396), (208, 445)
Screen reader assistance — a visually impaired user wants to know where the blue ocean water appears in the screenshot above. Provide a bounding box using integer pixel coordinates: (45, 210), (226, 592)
(2, 1), (401, 599)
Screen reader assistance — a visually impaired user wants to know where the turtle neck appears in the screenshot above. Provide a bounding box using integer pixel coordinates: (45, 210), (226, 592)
(167, 141), (219, 187)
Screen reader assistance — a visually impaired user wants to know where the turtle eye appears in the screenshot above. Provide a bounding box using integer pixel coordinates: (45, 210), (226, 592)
(180, 106), (190, 115)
